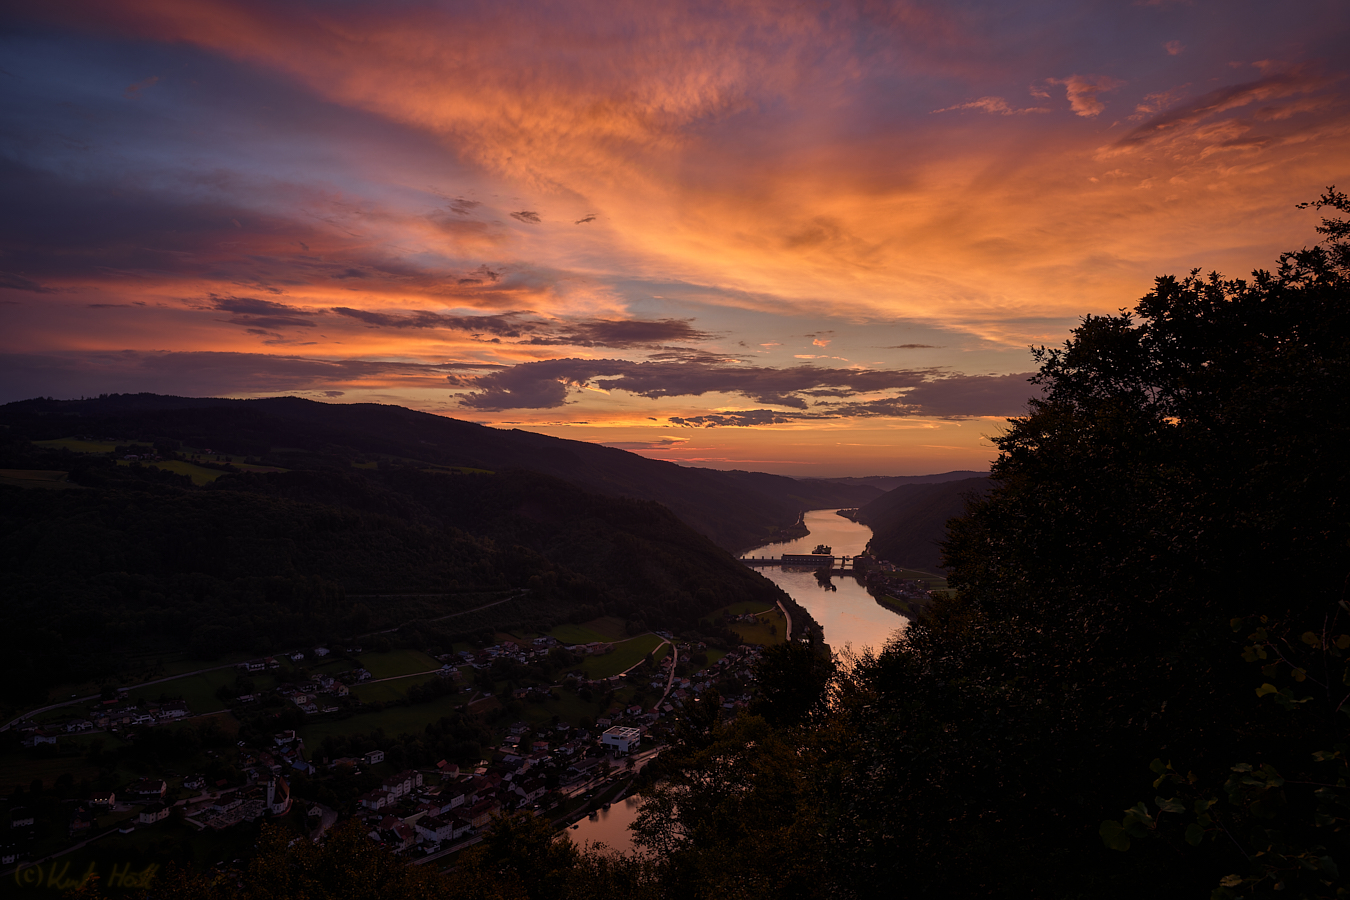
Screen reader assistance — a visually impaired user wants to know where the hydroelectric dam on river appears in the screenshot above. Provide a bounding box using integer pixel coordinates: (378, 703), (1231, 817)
(738, 554), (867, 573)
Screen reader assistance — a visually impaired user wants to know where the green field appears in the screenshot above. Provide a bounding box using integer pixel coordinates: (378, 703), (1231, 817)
(30, 439), (287, 483)
(580, 634), (664, 679)
(146, 669), (238, 714)
(888, 567), (949, 591)
(154, 650), (256, 679)
(706, 601), (776, 620)
(301, 691), (468, 743)
(547, 623), (608, 644)
(358, 649), (441, 679)
(548, 617), (629, 644)
(42, 651), (260, 705)
(516, 690), (600, 728)
(350, 673), (441, 703)
(309, 655), (357, 676)
(558, 615), (626, 644)
(34, 438), (148, 454)
(32, 707), (80, 725)
(702, 601), (786, 645)
(0, 750), (106, 793)
(729, 609), (787, 647)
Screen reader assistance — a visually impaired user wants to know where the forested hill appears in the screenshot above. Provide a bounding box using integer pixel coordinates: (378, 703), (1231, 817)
(0, 395), (881, 552)
(0, 437), (810, 706)
(851, 476), (991, 571)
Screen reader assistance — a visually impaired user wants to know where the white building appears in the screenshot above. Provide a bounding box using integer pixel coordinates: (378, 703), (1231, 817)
(416, 815), (452, 843)
(600, 726), (641, 754)
(137, 803), (170, 825)
(266, 776), (292, 816)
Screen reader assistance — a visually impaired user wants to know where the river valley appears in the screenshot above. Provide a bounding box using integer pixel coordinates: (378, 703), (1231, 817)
(751, 508), (910, 655)
(568, 509), (912, 852)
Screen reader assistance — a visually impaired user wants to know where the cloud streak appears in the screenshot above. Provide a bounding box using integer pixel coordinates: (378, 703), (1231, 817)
(0, 350), (503, 404)
(932, 96), (1050, 116)
(211, 295), (319, 329)
(329, 308), (713, 348)
(1108, 66), (1337, 153)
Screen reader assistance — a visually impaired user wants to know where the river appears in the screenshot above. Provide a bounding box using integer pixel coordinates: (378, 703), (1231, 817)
(565, 795), (645, 853)
(750, 508), (909, 656)
(568, 509), (907, 853)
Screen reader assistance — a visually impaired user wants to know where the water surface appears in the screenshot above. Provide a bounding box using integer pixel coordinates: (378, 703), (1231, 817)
(747, 509), (908, 655)
(567, 795), (643, 853)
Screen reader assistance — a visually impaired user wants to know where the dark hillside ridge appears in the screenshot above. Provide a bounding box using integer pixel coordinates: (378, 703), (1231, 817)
(701, 468), (885, 515)
(802, 470), (987, 492)
(0, 394), (881, 552)
(852, 476), (991, 571)
(0, 438), (809, 704)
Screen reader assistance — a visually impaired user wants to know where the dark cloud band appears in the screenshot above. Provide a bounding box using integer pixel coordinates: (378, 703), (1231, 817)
(0, 348), (1037, 421)
(451, 357), (1037, 418)
(0, 350), (501, 404)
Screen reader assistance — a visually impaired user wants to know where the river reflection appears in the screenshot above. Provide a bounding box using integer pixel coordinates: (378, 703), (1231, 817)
(566, 795), (644, 853)
(748, 509), (908, 655)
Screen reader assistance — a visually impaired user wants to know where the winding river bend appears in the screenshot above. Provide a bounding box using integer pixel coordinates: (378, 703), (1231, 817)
(749, 508), (909, 655)
(568, 510), (908, 852)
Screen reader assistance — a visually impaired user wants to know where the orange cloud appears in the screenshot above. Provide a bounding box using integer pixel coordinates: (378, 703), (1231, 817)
(5, 0), (1348, 471)
(21, 2), (1341, 336)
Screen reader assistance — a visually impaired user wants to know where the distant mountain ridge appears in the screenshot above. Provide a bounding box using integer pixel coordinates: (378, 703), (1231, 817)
(852, 476), (992, 572)
(0, 393), (885, 552)
(803, 471), (988, 493)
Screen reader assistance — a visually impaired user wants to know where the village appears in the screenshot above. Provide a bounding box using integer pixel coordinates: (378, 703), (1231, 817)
(858, 559), (939, 606)
(1, 625), (774, 875)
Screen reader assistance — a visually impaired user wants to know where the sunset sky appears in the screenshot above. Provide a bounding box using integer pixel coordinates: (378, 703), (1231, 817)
(2, 1), (1347, 475)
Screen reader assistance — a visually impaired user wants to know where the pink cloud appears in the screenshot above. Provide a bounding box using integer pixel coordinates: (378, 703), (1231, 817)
(1108, 65), (1335, 153)
(1050, 74), (1126, 117)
